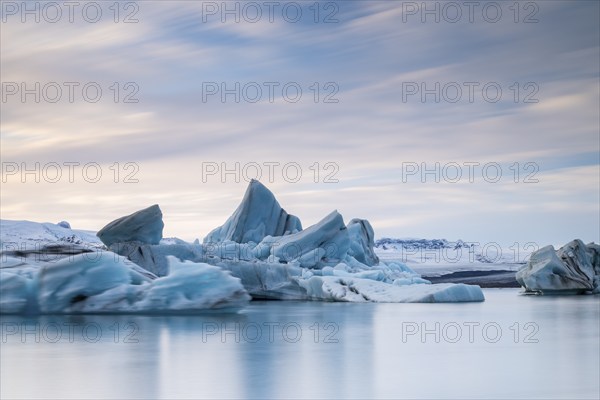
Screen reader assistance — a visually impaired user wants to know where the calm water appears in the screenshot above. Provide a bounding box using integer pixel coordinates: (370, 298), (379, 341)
(1, 289), (599, 399)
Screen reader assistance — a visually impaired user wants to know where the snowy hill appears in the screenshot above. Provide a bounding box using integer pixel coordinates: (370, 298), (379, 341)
(374, 237), (531, 277)
(0, 219), (103, 251)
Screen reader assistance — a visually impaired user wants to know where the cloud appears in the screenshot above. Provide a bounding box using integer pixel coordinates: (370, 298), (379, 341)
(1, 0), (598, 247)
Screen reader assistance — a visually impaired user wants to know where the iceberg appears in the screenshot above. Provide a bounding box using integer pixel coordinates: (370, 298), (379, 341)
(1, 180), (488, 309)
(213, 259), (483, 302)
(214, 259), (307, 300)
(204, 179), (301, 244)
(0, 251), (249, 314)
(256, 210), (349, 268)
(198, 180), (485, 302)
(96, 204), (164, 247)
(57, 221), (71, 229)
(516, 239), (600, 294)
(129, 257), (250, 312)
(108, 241), (204, 277)
(0, 271), (32, 314)
(299, 276), (484, 302)
(347, 218), (379, 266)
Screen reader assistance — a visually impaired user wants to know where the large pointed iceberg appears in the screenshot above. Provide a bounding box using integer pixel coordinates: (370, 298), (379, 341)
(204, 179), (302, 244)
(196, 180), (485, 303)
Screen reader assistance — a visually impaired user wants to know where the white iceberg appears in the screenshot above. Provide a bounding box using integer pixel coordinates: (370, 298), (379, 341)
(212, 258), (482, 303)
(299, 276), (484, 303)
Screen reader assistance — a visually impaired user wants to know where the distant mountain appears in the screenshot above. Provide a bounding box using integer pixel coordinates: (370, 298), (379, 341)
(374, 237), (530, 275)
(375, 238), (473, 251)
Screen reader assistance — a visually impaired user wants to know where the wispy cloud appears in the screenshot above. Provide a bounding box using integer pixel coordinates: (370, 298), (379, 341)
(1, 0), (598, 246)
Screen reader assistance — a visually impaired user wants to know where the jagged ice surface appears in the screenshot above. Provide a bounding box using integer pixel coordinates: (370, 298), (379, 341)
(204, 179), (302, 244)
(0, 252), (249, 314)
(516, 239), (600, 294)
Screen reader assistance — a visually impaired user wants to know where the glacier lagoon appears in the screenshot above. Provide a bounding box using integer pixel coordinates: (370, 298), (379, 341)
(1, 289), (599, 400)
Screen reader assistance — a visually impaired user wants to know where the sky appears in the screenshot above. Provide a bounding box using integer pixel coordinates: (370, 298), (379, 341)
(1, 0), (599, 248)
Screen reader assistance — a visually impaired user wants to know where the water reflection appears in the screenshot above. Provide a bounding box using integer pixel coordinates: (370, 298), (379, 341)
(1, 290), (599, 399)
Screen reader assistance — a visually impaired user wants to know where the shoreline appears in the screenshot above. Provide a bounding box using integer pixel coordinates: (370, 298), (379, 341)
(423, 270), (520, 288)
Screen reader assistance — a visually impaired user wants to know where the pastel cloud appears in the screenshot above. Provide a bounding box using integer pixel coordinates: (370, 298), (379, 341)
(1, 0), (598, 247)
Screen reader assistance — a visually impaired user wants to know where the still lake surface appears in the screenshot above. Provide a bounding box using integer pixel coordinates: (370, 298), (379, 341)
(1, 289), (599, 399)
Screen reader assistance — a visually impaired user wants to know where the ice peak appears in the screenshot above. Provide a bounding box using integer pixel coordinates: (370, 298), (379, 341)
(204, 180), (302, 244)
(97, 204), (164, 247)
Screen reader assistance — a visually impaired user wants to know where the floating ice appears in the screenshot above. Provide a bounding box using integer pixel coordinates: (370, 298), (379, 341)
(214, 259), (307, 300)
(108, 241), (204, 277)
(2, 179), (489, 308)
(347, 218), (379, 266)
(96, 204), (164, 247)
(212, 258), (483, 303)
(204, 179), (302, 244)
(257, 210), (349, 268)
(0, 271), (32, 313)
(0, 252), (249, 314)
(298, 276), (484, 302)
(131, 257), (250, 312)
(57, 221), (71, 229)
(516, 239), (600, 294)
